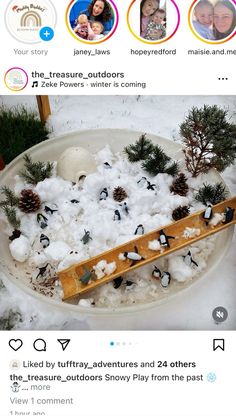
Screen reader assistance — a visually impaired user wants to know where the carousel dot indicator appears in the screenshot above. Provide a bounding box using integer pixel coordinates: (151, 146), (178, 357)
(110, 341), (115, 346)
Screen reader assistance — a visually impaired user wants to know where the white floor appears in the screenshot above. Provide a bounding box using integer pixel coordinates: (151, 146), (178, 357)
(0, 95), (235, 330)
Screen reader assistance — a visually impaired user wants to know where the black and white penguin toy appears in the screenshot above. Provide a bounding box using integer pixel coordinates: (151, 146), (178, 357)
(137, 177), (147, 187)
(160, 271), (171, 288)
(44, 205), (58, 215)
(40, 234), (50, 249)
(114, 209), (121, 221)
(103, 162), (112, 169)
(202, 204), (213, 225)
(183, 251), (198, 268)
(223, 207), (235, 224)
(37, 214), (48, 229)
(147, 181), (156, 191)
(123, 246), (145, 266)
(134, 224), (144, 235)
(159, 229), (175, 248)
(100, 188), (108, 200)
(122, 202), (129, 215)
(152, 266), (161, 279)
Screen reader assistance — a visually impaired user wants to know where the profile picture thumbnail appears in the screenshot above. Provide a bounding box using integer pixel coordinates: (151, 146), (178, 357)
(191, 0), (236, 42)
(141, 0), (167, 40)
(67, 0), (118, 43)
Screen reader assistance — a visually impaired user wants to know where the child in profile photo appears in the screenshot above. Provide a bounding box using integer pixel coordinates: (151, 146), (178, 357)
(145, 8), (166, 40)
(140, 0), (160, 38)
(192, 0), (215, 40)
(74, 14), (94, 40)
(91, 21), (105, 39)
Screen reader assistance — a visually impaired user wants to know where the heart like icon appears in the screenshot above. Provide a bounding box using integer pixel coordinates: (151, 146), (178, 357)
(9, 339), (23, 351)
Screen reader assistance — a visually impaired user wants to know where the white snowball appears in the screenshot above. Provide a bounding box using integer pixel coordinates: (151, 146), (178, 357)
(9, 235), (31, 263)
(182, 227), (201, 239)
(148, 240), (161, 251)
(44, 241), (71, 262)
(105, 262), (116, 275)
(209, 213), (224, 227)
(78, 298), (95, 307)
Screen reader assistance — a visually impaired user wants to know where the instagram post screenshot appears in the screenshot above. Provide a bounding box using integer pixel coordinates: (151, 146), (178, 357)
(0, 1), (236, 418)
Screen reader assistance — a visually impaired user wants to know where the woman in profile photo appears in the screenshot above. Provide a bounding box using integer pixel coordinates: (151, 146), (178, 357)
(213, 0), (236, 40)
(77, 0), (114, 34)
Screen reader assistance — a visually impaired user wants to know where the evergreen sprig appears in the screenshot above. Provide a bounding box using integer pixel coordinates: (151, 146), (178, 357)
(142, 145), (179, 176)
(0, 105), (50, 165)
(194, 182), (228, 205)
(180, 105), (236, 177)
(3, 206), (21, 230)
(0, 186), (19, 208)
(19, 154), (54, 185)
(124, 134), (154, 162)
(0, 309), (22, 330)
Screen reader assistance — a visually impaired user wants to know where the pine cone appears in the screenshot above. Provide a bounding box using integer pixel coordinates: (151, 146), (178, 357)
(172, 205), (190, 221)
(113, 186), (128, 202)
(170, 173), (189, 197)
(18, 189), (41, 213)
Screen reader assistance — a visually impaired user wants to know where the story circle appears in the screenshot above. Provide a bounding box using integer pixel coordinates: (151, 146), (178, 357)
(127, 0), (180, 44)
(188, 0), (236, 45)
(66, 0), (119, 45)
(5, 0), (57, 44)
(4, 67), (28, 91)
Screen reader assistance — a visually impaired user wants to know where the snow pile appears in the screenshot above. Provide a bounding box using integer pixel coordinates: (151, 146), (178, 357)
(2, 144), (218, 308)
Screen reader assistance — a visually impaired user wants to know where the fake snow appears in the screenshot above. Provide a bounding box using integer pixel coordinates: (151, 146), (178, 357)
(4, 144), (218, 308)
(209, 213), (224, 227)
(148, 240), (161, 251)
(182, 227), (201, 239)
(93, 260), (117, 279)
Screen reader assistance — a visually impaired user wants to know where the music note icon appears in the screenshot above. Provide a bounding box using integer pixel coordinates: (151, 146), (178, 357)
(32, 81), (38, 88)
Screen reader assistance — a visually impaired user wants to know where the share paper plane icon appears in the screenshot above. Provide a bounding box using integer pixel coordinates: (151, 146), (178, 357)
(57, 339), (70, 351)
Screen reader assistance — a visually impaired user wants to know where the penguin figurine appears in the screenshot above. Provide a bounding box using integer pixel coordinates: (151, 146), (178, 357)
(81, 229), (92, 245)
(122, 202), (129, 215)
(125, 280), (136, 290)
(70, 199), (79, 204)
(36, 263), (49, 279)
(147, 181), (156, 191)
(103, 162), (112, 169)
(183, 251), (198, 268)
(152, 266), (161, 279)
(137, 177), (147, 187)
(159, 229), (175, 248)
(134, 224), (144, 235)
(113, 276), (123, 289)
(44, 205), (58, 215)
(79, 269), (94, 285)
(160, 271), (171, 288)
(40, 233), (50, 249)
(202, 204), (213, 225)
(37, 214), (48, 229)
(123, 246), (145, 267)
(114, 210), (121, 221)
(100, 187), (108, 201)
(223, 207), (235, 224)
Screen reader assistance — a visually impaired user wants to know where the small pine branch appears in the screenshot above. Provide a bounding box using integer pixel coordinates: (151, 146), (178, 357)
(180, 105), (236, 177)
(194, 182), (228, 205)
(0, 309), (22, 330)
(124, 134), (154, 162)
(19, 154), (54, 185)
(3, 206), (21, 230)
(0, 186), (19, 207)
(142, 145), (179, 176)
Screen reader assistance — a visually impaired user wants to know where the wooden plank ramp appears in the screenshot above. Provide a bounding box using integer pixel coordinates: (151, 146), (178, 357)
(58, 196), (236, 301)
